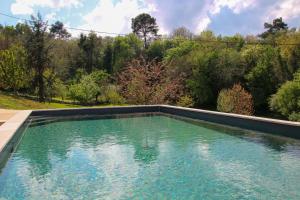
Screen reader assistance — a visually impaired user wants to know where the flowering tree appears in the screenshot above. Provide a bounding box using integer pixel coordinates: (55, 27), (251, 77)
(118, 58), (183, 104)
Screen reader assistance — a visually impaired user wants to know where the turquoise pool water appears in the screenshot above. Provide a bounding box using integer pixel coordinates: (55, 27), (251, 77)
(1, 114), (300, 199)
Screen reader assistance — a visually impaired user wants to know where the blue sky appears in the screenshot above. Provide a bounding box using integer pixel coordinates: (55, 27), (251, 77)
(0, 0), (300, 37)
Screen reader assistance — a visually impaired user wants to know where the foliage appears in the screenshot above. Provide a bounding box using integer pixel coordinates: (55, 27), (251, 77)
(99, 85), (125, 104)
(25, 14), (69, 102)
(0, 45), (29, 91)
(50, 21), (71, 39)
(217, 84), (254, 115)
(69, 75), (99, 104)
(131, 13), (159, 48)
(52, 79), (68, 100)
(25, 13), (50, 101)
(103, 44), (113, 73)
(176, 95), (194, 108)
(243, 45), (287, 108)
(260, 17), (288, 39)
(112, 34), (142, 72)
(270, 71), (300, 121)
(146, 40), (166, 61)
(118, 58), (183, 104)
(171, 27), (193, 39)
(78, 32), (102, 73)
(90, 70), (110, 101)
(68, 70), (109, 104)
(1, 15), (300, 121)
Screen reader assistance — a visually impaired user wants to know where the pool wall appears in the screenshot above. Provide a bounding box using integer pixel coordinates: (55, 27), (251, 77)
(1, 105), (300, 165)
(160, 105), (300, 139)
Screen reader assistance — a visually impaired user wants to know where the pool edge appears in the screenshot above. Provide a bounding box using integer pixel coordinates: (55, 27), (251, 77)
(160, 105), (300, 138)
(0, 110), (32, 165)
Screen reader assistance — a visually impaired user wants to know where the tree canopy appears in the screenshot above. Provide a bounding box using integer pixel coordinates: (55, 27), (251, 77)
(131, 13), (159, 48)
(0, 14), (299, 121)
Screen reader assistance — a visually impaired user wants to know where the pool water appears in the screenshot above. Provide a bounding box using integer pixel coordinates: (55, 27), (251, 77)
(1, 114), (300, 199)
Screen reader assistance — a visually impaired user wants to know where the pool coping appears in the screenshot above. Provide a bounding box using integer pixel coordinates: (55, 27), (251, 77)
(0, 105), (300, 164)
(0, 110), (32, 165)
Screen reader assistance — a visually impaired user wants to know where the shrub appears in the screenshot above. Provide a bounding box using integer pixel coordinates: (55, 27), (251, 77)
(217, 84), (254, 115)
(118, 58), (184, 104)
(99, 85), (125, 104)
(176, 95), (194, 108)
(68, 75), (98, 104)
(270, 71), (300, 121)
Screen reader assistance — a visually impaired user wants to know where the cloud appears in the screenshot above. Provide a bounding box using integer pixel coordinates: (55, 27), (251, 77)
(77, 0), (156, 36)
(196, 17), (211, 33)
(11, 0), (83, 15)
(210, 0), (257, 15)
(9, 0), (300, 36)
(146, 0), (258, 34)
(11, 2), (34, 15)
(45, 12), (57, 22)
(267, 0), (300, 21)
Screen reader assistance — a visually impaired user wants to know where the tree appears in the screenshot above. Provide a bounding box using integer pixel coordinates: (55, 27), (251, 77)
(212, 48), (244, 93)
(25, 14), (70, 101)
(25, 13), (50, 102)
(171, 27), (193, 39)
(217, 84), (254, 115)
(103, 44), (113, 74)
(50, 21), (71, 39)
(146, 39), (165, 61)
(260, 17), (288, 39)
(270, 71), (300, 121)
(90, 70), (110, 101)
(276, 31), (300, 79)
(118, 58), (183, 104)
(243, 46), (287, 109)
(0, 45), (29, 91)
(112, 35), (142, 73)
(78, 32), (102, 73)
(131, 13), (159, 48)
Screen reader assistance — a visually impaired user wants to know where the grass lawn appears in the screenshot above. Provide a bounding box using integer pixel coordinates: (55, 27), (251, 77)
(0, 92), (123, 110)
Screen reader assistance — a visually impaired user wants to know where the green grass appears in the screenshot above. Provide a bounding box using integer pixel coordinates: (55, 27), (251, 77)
(0, 92), (125, 110)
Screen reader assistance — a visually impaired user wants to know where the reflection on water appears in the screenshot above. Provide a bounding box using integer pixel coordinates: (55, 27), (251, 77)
(0, 114), (300, 199)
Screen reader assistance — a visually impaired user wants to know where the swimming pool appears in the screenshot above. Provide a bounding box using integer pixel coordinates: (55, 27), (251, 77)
(1, 113), (300, 199)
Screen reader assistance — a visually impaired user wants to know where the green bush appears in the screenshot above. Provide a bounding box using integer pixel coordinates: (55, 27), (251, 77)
(100, 85), (125, 104)
(176, 95), (194, 108)
(217, 84), (254, 115)
(68, 75), (98, 104)
(270, 72), (300, 121)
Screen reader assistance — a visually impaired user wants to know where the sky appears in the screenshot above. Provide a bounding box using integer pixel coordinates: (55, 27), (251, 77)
(0, 0), (300, 37)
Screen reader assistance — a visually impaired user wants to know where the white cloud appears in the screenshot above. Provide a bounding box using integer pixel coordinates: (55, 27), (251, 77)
(45, 12), (57, 22)
(11, 2), (34, 15)
(147, 0), (258, 34)
(11, 0), (83, 15)
(78, 0), (156, 36)
(211, 0), (257, 15)
(196, 16), (211, 32)
(195, 0), (257, 32)
(268, 0), (300, 20)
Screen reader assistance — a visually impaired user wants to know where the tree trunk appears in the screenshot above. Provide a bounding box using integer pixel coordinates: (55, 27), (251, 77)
(38, 68), (45, 102)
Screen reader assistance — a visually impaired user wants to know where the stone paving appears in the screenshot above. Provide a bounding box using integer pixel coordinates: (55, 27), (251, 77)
(0, 109), (19, 126)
